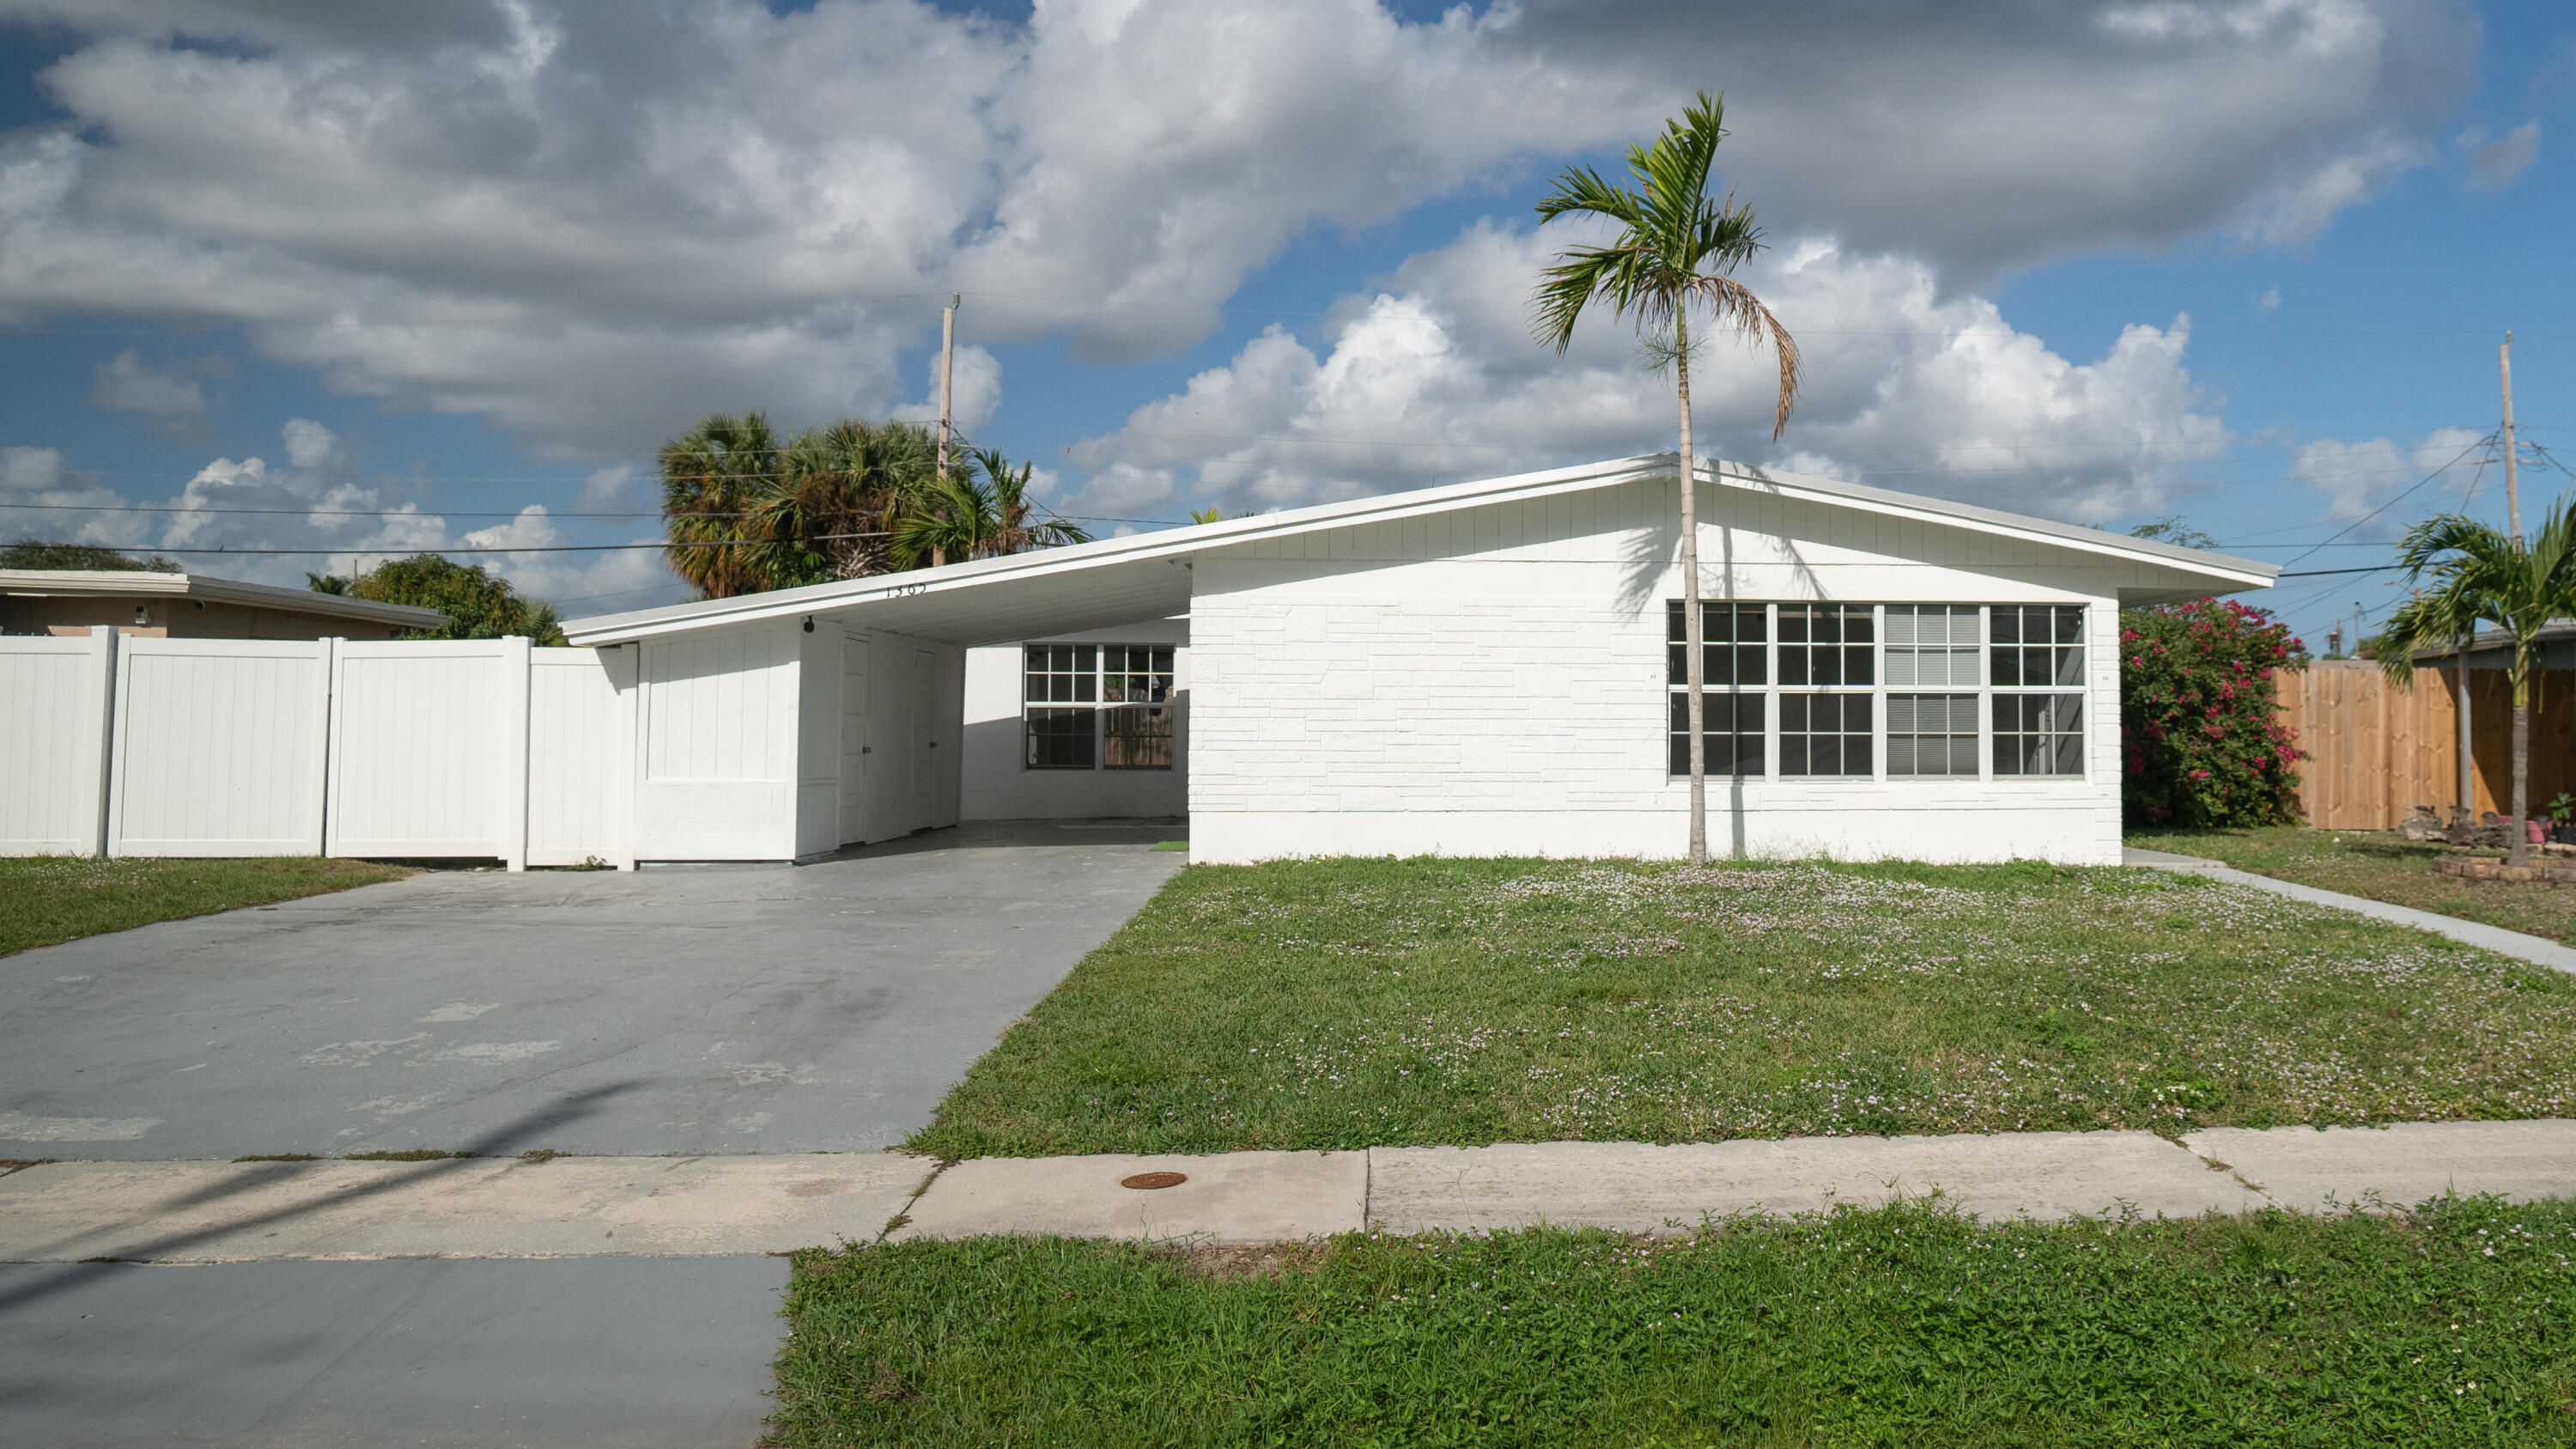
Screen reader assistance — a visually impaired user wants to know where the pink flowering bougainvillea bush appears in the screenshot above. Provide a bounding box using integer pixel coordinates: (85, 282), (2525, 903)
(2120, 597), (2308, 828)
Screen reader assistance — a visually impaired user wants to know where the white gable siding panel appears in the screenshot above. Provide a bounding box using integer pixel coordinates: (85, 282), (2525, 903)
(635, 621), (800, 860)
(1188, 479), (2123, 866)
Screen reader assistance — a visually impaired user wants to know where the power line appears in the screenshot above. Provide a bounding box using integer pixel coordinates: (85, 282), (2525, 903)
(2275, 436), (2494, 572)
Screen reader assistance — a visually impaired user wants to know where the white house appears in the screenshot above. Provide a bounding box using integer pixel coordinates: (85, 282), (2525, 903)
(558, 454), (2275, 867)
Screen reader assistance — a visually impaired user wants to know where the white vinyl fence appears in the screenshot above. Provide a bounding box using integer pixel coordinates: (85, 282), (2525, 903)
(0, 631), (633, 867)
(0, 632), (115, 855)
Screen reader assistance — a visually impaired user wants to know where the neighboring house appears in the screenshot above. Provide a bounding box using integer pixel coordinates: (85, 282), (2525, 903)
(0, 569), (444, 640)
(561, 454), (2275, 866)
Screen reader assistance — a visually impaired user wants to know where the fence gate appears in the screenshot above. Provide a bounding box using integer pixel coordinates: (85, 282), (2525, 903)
(107, 636), (331, 857)
(327, 638), (531, 868)
(527, 646), (635, 868)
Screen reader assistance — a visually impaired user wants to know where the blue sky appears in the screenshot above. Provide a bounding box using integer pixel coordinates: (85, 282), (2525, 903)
(0, 0), (2567, 650)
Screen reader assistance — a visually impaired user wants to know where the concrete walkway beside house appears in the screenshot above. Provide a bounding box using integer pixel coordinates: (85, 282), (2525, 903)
(2123, 845), (2576, 973)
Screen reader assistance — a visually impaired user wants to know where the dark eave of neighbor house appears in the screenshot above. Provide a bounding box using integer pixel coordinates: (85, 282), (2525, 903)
(0, 569), (447, 630)
(2410, 618), (2576, 673)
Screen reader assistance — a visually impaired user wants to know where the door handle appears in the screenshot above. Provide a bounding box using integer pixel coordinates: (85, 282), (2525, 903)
(861, 746), (872, 753)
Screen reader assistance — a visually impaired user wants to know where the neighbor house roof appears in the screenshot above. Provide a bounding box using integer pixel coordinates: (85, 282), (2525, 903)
(562, 454), (2281, 648)
(0, 569), (447, 630)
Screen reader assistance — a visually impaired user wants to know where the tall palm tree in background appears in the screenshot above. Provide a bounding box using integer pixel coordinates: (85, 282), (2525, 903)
(890, 447), (1089, 569)
(659, 411), (781, 600)
(755, 418), (937, 584)
(2376, 500), (2576, 867)
(1532, 90), (1801, 865)
(661, 415), (1077, 596)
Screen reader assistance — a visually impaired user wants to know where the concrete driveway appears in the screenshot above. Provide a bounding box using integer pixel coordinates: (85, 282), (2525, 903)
(1, 821), (1182, 1447)
(0, 821), (1186, 1161)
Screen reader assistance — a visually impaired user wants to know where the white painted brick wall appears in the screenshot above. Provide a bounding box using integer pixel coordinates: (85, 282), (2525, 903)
(1188, 478), (2132, 866)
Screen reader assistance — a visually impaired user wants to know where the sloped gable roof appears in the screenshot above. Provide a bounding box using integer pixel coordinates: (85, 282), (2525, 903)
(562, 454), (2276, 647)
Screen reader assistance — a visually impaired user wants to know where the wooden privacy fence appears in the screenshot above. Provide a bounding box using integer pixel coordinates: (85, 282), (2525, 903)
(2275, 660), (2576, 829)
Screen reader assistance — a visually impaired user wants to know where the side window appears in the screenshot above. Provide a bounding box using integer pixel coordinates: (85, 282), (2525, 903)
(1024, 644), (1097, 770)
(1023, 644), (1178, 771)
(1667, 603), (1765, 776)
(1990, 606), (2085, 776)
(1103, 646), (1177, 770)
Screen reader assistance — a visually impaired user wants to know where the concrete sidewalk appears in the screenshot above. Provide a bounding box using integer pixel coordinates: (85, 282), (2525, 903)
(10, 1118), (2574, 1264)
(2123, 846), (2576, 973)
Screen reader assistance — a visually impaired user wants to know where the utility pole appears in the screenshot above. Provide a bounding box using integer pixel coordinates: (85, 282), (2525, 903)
(2502, 331), (2521, 549)
(937, 293), (959, 485)
(933, 292), (959, 569)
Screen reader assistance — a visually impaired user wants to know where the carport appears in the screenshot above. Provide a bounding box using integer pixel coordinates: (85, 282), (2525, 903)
(562, 539), (1197, 863)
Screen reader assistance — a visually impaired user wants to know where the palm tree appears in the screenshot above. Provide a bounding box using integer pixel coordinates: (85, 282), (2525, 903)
(762, 418), (938, 583)
(2376, 499), (2576, 866)
(1532, 91), (1801, 864)
(890, 447), (1089, 570)
(658, 411), (781, 600)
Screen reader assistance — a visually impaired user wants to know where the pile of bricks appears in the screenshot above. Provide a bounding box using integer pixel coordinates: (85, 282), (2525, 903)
(2435, 855), (2576, 885)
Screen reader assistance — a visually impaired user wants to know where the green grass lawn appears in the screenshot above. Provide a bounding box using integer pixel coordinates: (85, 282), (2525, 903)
(0, 855), (413, 957)
(2129, 825), (2576, 943)
(769, 1196), (2576, 1448)
(908, 856), (2576, 1160)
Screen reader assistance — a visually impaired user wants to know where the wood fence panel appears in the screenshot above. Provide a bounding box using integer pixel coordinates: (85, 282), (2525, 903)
(2275, 661), (2576, 829)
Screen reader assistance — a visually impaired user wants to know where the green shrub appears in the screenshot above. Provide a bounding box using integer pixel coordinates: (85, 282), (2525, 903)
(2121, 597), (2306, 827)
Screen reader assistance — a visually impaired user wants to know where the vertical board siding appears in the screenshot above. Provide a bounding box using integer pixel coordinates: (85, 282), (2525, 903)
(528, 647), (634, 867)
(2277, 661), (2576, 827)
(643, 625), (794, 782)
(110, 639), (327, 855)
(331, 648), (508, 854)
(0, 636), (111, 855)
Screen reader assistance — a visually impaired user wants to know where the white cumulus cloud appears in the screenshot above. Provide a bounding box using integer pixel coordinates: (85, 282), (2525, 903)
(1067, 223), (2232, 526)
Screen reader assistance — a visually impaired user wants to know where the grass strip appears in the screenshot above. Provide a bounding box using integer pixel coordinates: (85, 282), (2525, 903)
(908, 855), (2576, 1159)
(771, 1196), (2576, 1447)
(0, 855), (412, 957)
(2130, 825), (2576, 943)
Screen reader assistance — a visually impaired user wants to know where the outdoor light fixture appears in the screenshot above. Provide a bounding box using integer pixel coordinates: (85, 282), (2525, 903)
(802, 617), (814, 632)
(133, 606), (149, 625)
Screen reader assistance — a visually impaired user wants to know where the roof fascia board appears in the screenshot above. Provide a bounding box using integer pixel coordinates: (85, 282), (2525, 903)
(563, 451), (2275, 646)
(1706, 462), (2280, 587)
(563, 454), (1668, 644)
(0, 569), (445, 625)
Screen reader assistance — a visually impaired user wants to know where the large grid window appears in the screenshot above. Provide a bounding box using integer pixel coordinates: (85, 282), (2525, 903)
(1887, 694), (1978, 776)
(1991, 606), (2085, 686)
(1994, 694), (2084, 776)
(1103, 646), (1176, 770)
(1667, 602), (1767, 688)
(1666, 604), (1765, 776)
(1024, 644), (1097, 770)
(1778, 605), (1874, 686)
(1024, 644), (1176, 771)
(1886, 606), (1980, 685)
(1662, 602), (2086, 782)
(1781, 692), (1872, 776)
(1668, 692), (1765, 776)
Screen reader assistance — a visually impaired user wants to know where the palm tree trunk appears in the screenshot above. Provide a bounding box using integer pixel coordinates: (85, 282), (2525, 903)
(2511, 660), (2532, 866)
(1675, 314), (1707, 865)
